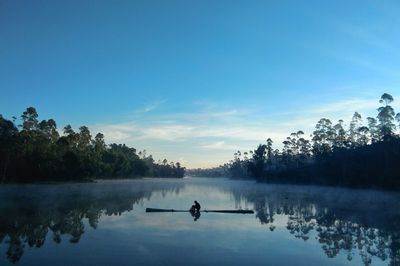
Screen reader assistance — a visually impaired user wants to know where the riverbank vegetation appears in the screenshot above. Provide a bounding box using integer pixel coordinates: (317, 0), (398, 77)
(185, 166), (227, 177)
(220, 93), (400, 190)
(0, 108), (185, 182)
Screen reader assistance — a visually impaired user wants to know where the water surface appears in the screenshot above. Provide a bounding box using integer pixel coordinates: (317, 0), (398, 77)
(0, 178), (399, 266)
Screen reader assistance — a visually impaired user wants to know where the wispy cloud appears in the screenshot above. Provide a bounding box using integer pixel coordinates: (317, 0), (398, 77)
(92, 119), (289, 144)
(200, 141), (243, 151)
(310, 98), (377, 114)
(136, 99), (166, 113)
(88, 95), (400, 167)
(140, 124), (195, 141)
(93, 97), (390, 144)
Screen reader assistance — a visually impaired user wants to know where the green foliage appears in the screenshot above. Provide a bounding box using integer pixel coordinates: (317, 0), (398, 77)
(0, 107), (185, 182)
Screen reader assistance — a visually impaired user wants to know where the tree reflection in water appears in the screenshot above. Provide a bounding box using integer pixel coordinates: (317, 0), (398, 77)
(0, 181), (399, 265)
(230, 185), (400, 266)
(0, 197), (139, 263)
(0, 181), (184, 263)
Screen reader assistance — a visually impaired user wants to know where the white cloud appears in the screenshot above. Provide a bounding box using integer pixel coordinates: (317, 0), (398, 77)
(88, 95), (400, 167)
(200, 141), (242, 151)
(140, 124), (195, 141)
(310, 99), (378, 114)
(93, 121), (289, 144)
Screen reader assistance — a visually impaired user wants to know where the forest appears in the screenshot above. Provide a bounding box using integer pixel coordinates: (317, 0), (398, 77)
(215, 93), (400, 190)
(0, 107), (185, 182)
(2, 93), (400, 188)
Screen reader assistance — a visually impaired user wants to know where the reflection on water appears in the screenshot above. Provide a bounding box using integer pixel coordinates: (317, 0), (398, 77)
(232, 185), (400, 266)
(0, 180), (184, 264)
(0, 178), (399, 265)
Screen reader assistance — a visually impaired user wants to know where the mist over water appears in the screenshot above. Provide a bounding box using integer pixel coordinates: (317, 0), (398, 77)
(0, 178), (399, 266)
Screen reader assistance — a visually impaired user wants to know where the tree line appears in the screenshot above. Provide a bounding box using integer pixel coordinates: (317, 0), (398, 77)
(185, 166), (227, 177)
(0, 107), (185, 182)
(225, 93), (400, 189)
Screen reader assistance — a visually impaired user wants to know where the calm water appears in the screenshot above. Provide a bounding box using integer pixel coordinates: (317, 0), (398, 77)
(0, 178), (399, 266)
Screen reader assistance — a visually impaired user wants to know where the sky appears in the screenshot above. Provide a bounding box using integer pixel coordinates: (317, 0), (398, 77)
(1, 0), (400, 168)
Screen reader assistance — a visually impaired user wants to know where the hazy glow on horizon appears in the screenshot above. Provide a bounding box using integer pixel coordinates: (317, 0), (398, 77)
(1, 1), (400, 168)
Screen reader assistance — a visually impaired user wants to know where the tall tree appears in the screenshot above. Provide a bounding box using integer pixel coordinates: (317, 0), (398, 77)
(297, 133), (311, 162)
(377, 93), (396, 139)
(0, 115), (19, 182)
(333, 120), (347, 149)
(92, 133), (106, 154)
(396, 113), (400, 132)
(348, 112), (362, 147)
(20, 107), (39, 132)
(356, 126), (370, 146)
(266, 138), (274, 167)
(38, 119), (59, 143)
(249, 144), (267, 178)
(367, 117), (379, 143)
(78, 126), (92, 151)
(312, 118), (335, 157)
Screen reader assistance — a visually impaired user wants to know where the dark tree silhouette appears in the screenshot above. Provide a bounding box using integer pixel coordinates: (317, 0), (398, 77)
(0, 108), (185, 182)
(223, 93), (400, 190)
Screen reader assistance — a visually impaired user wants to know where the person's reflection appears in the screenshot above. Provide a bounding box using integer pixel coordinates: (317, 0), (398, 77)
(190, 209), (201, 221)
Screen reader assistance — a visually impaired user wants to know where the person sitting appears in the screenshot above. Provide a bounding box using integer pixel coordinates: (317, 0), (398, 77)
(194, 200), (201, 212)
(189, 201), (201, 221)
(190, 201), (201, 213)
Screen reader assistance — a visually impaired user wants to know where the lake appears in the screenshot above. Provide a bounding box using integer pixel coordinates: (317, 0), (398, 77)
(0, 178), (399, 266)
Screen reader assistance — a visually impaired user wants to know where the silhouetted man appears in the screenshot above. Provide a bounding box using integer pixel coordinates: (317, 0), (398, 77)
(194, 200), (201, 212)
(190, 200), (201, 213)
(190, 201), (201, 221)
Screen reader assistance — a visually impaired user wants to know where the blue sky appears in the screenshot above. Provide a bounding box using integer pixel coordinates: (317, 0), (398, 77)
(1, 0), (400, 167)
